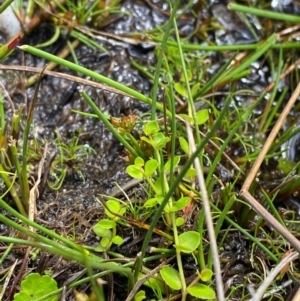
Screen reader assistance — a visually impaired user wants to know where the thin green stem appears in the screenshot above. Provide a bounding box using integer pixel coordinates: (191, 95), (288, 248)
(260, 48), (283, 132)
(163, 60), (177, 187)
(0, 93), (4, 132)
(173, 10), (200, 146)
(151, 39), (300, 51)
(20, 65), (44, 212)
(9, 142), (22, 181)
(145, 175), (159, 195)
(196, 55), (237, 98)
(25, 0), (36, 19)
(0, 242), (14, 265)
(172, 213), (187, 301)
(228, 3), (300, 23)
(207, 190), (236, 268)
(210, 202), (278, 262)
(206, 90), (265, 185)
(0, 197), (86, 252)
(261, 189), (285, 226)
(19, 45), (175, 119)
(0, 0), (14, 13)
(219, 34), (277, 83)
(150, 0), (180, 119)
(264, 87), (288, 134)
(0, 233), (135, 288)
(19, 45), (149, 103)
(127, 133), (145, 158)
(0, 165), (26, 215)
(197, 208), (206, 270)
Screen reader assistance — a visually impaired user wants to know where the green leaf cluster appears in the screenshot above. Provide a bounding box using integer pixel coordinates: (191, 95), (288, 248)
(93, 199), (125, 252)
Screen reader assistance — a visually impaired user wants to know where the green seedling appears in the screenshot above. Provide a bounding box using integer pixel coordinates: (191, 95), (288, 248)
(48, 132), (95, 190)
(13, 273), (58, 301)
(141, 120), (170, 150)
(0, 92), (29, 215)
(126, 157), (158, 188)
(93, 199), (125, 252)
(124, 115), (217, 300)
(32, 0), (113, 52)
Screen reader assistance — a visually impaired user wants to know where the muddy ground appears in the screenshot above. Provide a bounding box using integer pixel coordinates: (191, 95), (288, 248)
(0, 0), (300, 300)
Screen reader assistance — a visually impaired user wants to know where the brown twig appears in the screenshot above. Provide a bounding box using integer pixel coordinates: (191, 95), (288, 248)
(0, 64), (130, 97)
(7, 247), (31, 301)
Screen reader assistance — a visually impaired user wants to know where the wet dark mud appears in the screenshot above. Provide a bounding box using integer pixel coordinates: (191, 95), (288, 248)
(0, 0), (300, 300)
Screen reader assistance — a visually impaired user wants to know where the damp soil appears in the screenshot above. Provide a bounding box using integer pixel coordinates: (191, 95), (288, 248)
(1, 0), (300, 300)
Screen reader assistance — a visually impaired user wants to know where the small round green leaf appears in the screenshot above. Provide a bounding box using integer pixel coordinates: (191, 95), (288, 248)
(97, 219), (116, 229)
(168, 197), (190, 212)
(106, 199), (121, 213)
(160, 266), (182, 290)
(144, 197), (158, 208)
(164, 156), (181, 171)
(93, 224), (111, 238)
(134, 290), (146, 301)
(175, 231), (200, 253)
(196, 109), (209, 125)
(175, 217), (185, 227)
(152, 132), (170, 149)
(94, 244), (106, 252)
(187, 283), (215, 299)
(100, 236), (111, 248)
(174, 83), (188, 98)
(200, 269), (213, 282)
(126, 165), (144, 179)
(191, 83), (200, 96)
(179, 137), (190, 155)
(178, 113), (194, 124)
(140, 136), (153, 146)
(144, 121), (159, 136)
(144, 159), (158, 176)
(112, 235), (124, 245)
(105, 199), (122, 218)
(181, 69), (192, 82)
(13, 273), (58, 301)
(183, 168), (197, 180)
(134, 157), (144, 167)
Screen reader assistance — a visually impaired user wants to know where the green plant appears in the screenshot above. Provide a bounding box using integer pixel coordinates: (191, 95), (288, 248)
(160, 266), (215, 300)
(0, 0), (299, 300)
(93, 199), (125, 252)
(48, 131), (95, 190)
(121, 112), (219, 299)
(13, 273), (58, 301)
(0, 92), (27, 215)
